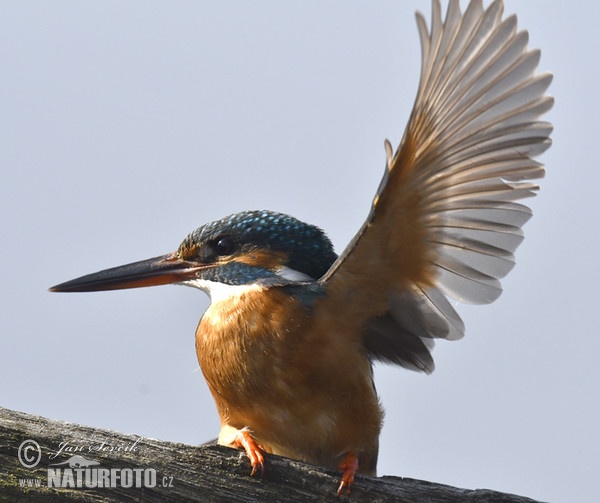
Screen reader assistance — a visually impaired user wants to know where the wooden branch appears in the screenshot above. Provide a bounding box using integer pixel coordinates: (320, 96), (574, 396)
(0, 407), (542, 502)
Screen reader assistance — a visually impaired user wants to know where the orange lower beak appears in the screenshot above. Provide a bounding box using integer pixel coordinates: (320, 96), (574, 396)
(49, 253), (202, 293)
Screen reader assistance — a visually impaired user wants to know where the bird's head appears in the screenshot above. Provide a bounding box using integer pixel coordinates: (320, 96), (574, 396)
(50, 210), (337, 300)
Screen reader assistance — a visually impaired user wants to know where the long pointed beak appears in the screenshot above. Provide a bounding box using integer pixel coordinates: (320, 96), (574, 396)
(49, 253), (202, 293)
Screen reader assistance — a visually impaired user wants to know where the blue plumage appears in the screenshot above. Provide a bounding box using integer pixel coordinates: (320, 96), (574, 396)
(180, 210), (338, 281)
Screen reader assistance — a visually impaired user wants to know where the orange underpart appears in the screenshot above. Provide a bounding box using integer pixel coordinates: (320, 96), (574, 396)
(231, 429), (265, 477)
(337, 451), (359, 497)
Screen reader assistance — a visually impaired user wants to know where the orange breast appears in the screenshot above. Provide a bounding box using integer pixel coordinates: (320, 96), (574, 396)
(195, 286), (382, 473)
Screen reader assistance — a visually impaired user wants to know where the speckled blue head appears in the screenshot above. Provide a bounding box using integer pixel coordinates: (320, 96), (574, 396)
(177, 210), (338, 283)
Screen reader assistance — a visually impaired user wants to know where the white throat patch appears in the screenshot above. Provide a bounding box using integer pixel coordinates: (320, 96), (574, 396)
(180, 267), (313, 304)
(180, 278), (264, 304)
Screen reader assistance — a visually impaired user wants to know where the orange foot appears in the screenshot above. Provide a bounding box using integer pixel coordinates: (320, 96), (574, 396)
(337, 451), (359, 497)
(231, 428), (265, 477)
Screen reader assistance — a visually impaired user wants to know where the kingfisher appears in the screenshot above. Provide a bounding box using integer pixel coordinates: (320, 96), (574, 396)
(50, 0), (552, 496)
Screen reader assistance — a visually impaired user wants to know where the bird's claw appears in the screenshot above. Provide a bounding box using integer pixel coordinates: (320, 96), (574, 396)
(250, 460), (265, 478)
(336, 451), (359, 497)
(231, 428), (265, 478)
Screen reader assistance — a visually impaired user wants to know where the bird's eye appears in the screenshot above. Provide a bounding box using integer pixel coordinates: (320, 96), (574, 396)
(215, 237), (236, 256)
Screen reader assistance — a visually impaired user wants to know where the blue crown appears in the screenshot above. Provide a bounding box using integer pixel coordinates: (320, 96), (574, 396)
(179, 210), (338, 280)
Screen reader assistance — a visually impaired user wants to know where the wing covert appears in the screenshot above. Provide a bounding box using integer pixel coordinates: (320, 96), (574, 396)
(318, 0), (552, 368)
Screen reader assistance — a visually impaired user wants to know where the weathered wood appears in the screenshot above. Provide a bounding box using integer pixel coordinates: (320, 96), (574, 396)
(0, 407), (542, 502)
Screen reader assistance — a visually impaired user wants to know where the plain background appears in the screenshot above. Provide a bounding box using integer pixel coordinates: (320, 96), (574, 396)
(1, 2), (597, 502)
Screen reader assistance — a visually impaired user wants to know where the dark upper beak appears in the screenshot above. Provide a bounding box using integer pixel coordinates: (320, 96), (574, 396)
(49, 253), (202, 293)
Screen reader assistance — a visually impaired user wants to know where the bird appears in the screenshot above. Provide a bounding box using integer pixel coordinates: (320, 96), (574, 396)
(50, 0), (553, 496)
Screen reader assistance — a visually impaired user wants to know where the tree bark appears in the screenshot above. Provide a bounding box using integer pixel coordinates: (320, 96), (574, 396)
(0, 407), (542, 502)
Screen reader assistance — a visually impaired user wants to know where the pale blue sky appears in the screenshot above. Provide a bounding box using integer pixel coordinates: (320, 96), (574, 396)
(1, 2), (597, 502)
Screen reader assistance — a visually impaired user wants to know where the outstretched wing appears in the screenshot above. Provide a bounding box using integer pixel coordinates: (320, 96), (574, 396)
(318, 0), (553, 373)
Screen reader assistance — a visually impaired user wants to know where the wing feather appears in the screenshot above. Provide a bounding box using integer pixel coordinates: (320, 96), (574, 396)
(318, 0), (552, 371)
